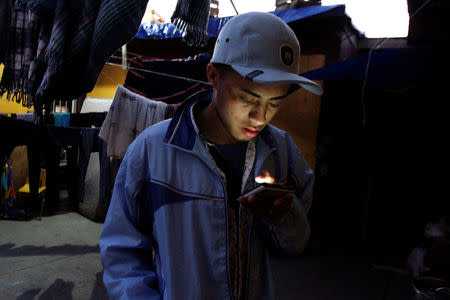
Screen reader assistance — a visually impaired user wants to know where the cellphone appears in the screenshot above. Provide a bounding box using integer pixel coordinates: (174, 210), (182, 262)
(241, 183), (294, 199)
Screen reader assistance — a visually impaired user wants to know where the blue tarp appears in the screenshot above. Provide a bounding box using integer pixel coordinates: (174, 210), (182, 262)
(301, 48), (442, 89)
(136, 5), (346, 40)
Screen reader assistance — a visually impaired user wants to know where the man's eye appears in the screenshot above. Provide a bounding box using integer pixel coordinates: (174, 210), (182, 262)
(269, 102), (280, 108)
(240, 96), (255, 104)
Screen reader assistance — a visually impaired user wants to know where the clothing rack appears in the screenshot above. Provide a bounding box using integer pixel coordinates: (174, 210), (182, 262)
(105, 62), (211, 85)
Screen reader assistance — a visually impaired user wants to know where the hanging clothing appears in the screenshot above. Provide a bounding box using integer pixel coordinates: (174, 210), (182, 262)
(123, 53), (211, 100)
(0, 1), (32, 106)
(99, 86), (168, 159)
(171, 0), (212, 47)
(0, 0), (147, 114)
(77, 128), (111, 206)
(0, 0), (10, 64)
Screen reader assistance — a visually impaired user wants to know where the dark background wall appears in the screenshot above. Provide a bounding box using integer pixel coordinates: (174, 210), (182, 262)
(308, 0), (450, 266)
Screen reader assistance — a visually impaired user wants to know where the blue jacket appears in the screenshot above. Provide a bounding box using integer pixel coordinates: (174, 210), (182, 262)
(99, 91), (314, 300)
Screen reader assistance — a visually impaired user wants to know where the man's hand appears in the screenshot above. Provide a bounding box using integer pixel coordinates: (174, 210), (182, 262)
(238, 192), (293, 221)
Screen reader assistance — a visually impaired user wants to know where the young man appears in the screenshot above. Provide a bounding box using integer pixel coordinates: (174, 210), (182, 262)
(100, 11), (322, 300)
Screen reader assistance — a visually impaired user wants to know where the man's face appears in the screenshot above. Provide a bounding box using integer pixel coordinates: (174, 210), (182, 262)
(206, 64), (292, 144)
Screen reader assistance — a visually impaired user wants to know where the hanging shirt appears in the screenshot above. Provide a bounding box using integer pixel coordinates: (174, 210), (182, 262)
(99, 85), (168, 159)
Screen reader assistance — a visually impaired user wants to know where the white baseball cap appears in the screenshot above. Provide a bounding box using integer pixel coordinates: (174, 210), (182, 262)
(211, 11), (323, 95)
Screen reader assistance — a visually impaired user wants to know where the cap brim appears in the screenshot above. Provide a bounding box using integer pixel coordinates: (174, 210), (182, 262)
(231, 65), (323, 95)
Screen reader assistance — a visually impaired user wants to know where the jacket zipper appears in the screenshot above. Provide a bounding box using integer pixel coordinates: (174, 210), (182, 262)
(167, 142), (235, 300)
(203, 142), (234, 300)
(244, 214), (253, 300)
(242, 146), (275, 300)
(221, 180), (234, 300)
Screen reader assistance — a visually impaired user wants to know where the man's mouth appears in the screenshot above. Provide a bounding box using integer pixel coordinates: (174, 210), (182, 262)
(241, 127), (259, 138)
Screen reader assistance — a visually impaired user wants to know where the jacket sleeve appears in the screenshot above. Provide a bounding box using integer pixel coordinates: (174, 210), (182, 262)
(99, 139), (161, 300)
(263, 133), (314, 256)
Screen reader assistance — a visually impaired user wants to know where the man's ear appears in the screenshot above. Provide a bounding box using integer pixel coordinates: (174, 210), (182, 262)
(206, 63), (219, 88)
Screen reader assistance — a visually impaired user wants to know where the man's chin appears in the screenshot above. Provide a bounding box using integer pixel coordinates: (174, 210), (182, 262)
(233, 134), (255, 143)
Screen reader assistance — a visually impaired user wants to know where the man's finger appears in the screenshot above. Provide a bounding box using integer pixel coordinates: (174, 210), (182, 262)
(247, 194), (257, 203)
(273, 193), (293, 206)
(238, 196), (249, 205)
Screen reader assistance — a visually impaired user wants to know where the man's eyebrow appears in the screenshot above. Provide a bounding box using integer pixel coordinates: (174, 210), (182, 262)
(241, 88), (261, 98)
(270, 94), (288, 100)
(240, 88), (287, 100)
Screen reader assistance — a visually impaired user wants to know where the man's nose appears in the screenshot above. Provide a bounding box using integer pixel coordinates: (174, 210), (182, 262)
(249, 103), (267, 126)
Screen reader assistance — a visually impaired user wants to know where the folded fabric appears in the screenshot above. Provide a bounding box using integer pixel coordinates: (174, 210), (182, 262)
(54, 113), (70, 127)
(80, 97), (113, 113)
(14, 113), (36, 123)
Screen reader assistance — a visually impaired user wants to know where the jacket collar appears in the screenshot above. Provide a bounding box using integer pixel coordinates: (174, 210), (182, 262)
(164, 89), (212, 149)
(258, 125), (274, 149)
(164, 89), (275, 150)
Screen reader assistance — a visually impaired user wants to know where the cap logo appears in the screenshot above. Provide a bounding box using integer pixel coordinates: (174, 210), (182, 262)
(245, 70), (264, 80)
(280, 45), (294, 67)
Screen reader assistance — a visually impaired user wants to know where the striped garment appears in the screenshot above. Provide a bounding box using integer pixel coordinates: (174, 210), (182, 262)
(0, 0), (148, 115)
(171, 0), (212, 47)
